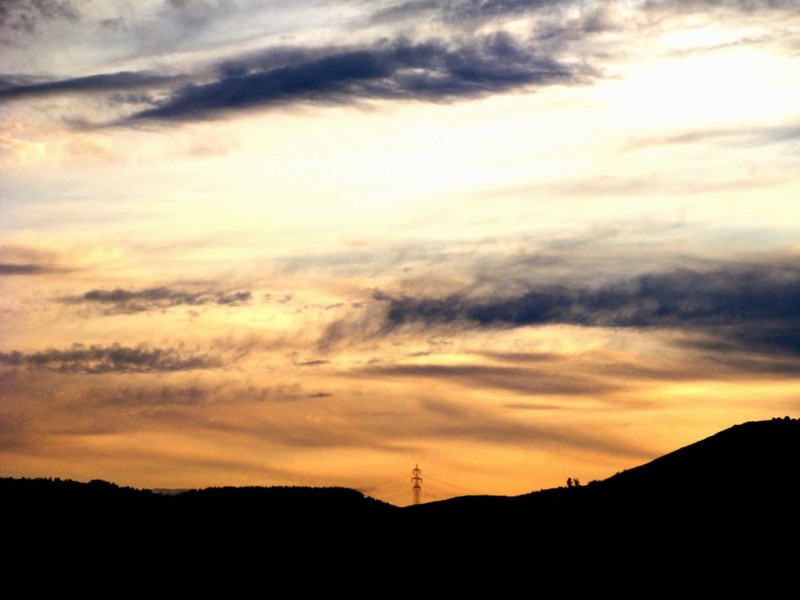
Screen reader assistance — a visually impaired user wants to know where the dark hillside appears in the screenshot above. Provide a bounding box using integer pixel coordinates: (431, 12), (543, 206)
(2, 478), (397, 532)
(3, 418), (797, 573)
(405, 417), (800, 557)
(597, 417), (800, 494)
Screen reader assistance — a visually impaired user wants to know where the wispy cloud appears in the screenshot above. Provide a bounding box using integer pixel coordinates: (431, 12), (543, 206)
(360, 362), (619, 396)
(0, 343), (222, 374)
(414, 397), (648, 459)
(367, 0), (563, 23)
(627, 124), (800, 152)
(0, 262), (63, 275)
(0, 0), (79, 37)
(296, 359), (330, 367)
(0, 245), (72, 276)
(97, 381), (321, 408)
(0, 71), (180, 101)
(60, 287), (251, 313)
(642, 0), (800, 14)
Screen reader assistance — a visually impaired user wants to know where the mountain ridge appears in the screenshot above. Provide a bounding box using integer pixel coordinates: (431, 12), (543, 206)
(4, 417), (797, 510)
(4, 417), (797, 578)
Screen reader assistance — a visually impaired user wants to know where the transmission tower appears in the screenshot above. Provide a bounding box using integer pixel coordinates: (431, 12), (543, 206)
(411, 464), (422, 505)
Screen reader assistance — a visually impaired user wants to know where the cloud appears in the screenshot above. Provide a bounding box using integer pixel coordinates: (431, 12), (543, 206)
(0, 0), (244, 46)
(642, 0), (800, 13)
(95, 381), (319, 409)
(0, 32), (581, 125)
(213, 291), (252, 305)
(160, 0), (239, 26)
(2, 0), (637, 126)
(415, 397), (648, 459)
(365, 0), (625, 58)
(365, 0), (800, 55)
(368, 0), (573, 24)
(60, 287), (251, 313)
(0, 71), (179, 101)
(0, 0), (79, 36)
(323, 260), (800, 356)
(0, 262), (62, 275)
(381, 264), (800, 329)
(0, 246), (70, 276)
(104, 383), (214, 407)
(627, 124), (800, 152)
(0, 344), (222, 374)
(126, 33), (579, 122)
(296, 359), (330, 367)
(361, 362), (619, 396)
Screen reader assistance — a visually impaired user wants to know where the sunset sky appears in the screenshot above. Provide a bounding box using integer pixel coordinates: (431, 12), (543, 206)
(2, 0), (799, 505)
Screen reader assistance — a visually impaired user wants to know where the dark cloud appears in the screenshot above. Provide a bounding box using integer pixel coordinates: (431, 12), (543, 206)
(0, 70), (179, 102)
(0, 262), (61, 275)
(60, 287), (251, 313)
(2, 9), (591, 124)
(383, 264), (799, 328)
(297, 359), (330, 367)
(215, 291), (252, 305)
(97, 382), (317, 408)
(0, 344), (221, 374)
(127, 34), (578, 122)
(325, 261), (800, 356)
(0, 246), (68, 276)
(0, 74), (29, 89)
(680, 327), (800, 368)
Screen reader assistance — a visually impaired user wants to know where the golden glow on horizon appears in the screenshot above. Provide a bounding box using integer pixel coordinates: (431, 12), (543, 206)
(2, 1), (799, 501)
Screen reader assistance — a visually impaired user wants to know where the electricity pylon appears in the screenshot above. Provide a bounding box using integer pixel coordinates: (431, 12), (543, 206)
(411, 464), (422, 505)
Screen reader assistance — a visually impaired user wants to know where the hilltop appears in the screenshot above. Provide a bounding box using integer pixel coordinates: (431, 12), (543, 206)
(3, 417), (797, 572)
(410, 417), (799, 536)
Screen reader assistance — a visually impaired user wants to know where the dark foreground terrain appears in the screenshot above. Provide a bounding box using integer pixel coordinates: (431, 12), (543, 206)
(4, 417), (798, 585)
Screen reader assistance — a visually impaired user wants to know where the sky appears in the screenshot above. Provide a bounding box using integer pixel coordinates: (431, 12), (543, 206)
(1, 0), (799, 505)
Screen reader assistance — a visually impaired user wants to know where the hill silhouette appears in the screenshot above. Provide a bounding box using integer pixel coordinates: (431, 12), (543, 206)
(415, 415), (800, 511)
(4, 417), (797, 578)
(408, 417), (799, 544)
